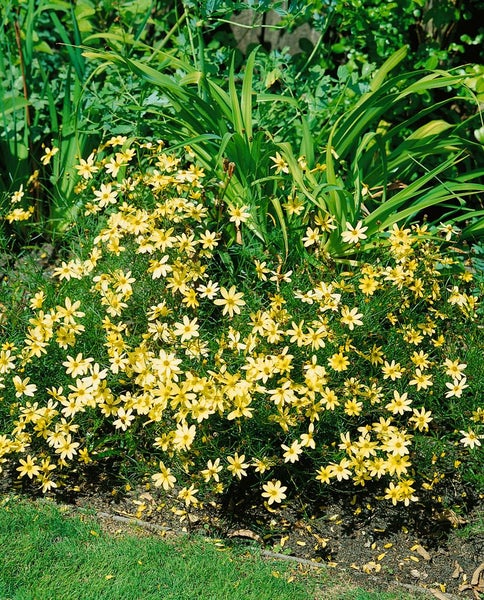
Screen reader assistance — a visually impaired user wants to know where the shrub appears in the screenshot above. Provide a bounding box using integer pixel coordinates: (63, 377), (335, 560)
(0, 138), (482, 510)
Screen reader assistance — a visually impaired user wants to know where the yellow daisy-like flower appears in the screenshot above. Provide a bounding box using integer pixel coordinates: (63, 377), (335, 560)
(340, 306), (363, 330)
(270, 151), (289, 174)
(328, 352), (349, 372)
(214, 286), (246, 318)
(459, 430), (482, 449)
(228, 205), (250, 227)
(40, 145), (59, 165)
(341, 221), (368, 244)
(75, 152), (99, 179)
(227, 452), (249, 479)
(262, 480), (287, 505)
(409, 368), (433, 391)
(152, 461), (176, 490)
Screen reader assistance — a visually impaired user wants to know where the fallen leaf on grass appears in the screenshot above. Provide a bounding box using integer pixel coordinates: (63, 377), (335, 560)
(139, 493), (154, 503)
(471, 562), (484, 588)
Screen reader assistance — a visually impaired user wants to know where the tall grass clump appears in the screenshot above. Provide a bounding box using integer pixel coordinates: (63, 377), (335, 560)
(0, 138), (482, 511)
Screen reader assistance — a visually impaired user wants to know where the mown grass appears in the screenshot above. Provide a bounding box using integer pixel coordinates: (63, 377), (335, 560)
(0, 496), (427, 600)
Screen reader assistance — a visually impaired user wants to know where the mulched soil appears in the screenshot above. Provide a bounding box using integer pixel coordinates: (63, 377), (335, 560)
(65, 475), (483, 600)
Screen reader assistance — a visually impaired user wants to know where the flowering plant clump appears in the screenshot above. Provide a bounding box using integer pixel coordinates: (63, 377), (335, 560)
(0, 138), (482, 509)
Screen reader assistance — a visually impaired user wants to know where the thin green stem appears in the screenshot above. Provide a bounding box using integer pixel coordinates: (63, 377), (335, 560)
(157, 10), (187, 51)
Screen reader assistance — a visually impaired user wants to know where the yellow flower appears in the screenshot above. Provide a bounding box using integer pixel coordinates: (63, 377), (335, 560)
(152, 461), (176, 489)
(328, 459), (352, 481)
(385, 390), (412, 415)
(314, 211), (337, 232)
(16, 455), (41, 479)
(381, 360), (404, 381)
(55, 297), (85, 324)
(315, 466), (333, 484)
(397, 479), (418, 505)
(228, 205), (250, 227)
(321, 387), (340, 410)
(113, 408), (135, 431)
(282, 194), (305, 216)
(40, 145), (59, 165)
(341, 221), (368, 244)
(340, 306), (363, 330)
(383, 432), (412, 456)
(409, 368), (433, 391)
(178, 484), (199, 507)
(75, 152), (99, 179)
(359, 275), (378, 295)
(227, 452), (249, 479)
(300, 423), (316, 449)
(409, 407), (433, 431)
(262, 480), (287, 505)
(281, 440), (303, 463)
(55, 434), (80, 460)
(410, 350), (430, 369)
(367, 344), (384, 365)
(201, 458), (223, 483)
(344, 399), (363, 417)
(62, 353), (94, 378)
(10, 184), (24, 204)
(384, 482), (401, 505)
(214, 286), (246, 318)
(94, 183), (118, 208)
(0, 349), (15, 374)
(459, 430), (482, 449)
(443, 358), (466, 380)
(12, 376), (37, 398)
(302, 227), (320, 247)
(384, 454), (410, 477)
(445, 377), (468, 398)
(78, 448), (92, 464)
(252, 457), (272, 474)
(328, 352), (349, 372)
(270, 152), (289, 174)
(172, 422), (196, 451)
(29, 291), (46, 310)
(104, 154), (125, 177)
(173, 316), (200, 342)
(5, 206), (35, 222)
(368, 457), (387, 478)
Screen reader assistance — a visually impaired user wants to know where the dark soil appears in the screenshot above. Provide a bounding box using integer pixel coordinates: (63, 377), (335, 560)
(64, 475), (483, 600)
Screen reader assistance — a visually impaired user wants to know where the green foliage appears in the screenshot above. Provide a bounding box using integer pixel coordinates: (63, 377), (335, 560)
(166, 0), (483, 80)
(0, 0), (95, 236)
(82, 41), (484, 260)
(0, 0), (164, 236)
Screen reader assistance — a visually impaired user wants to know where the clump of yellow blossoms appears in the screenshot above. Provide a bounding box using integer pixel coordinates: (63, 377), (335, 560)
(0, 137), (481, 508)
